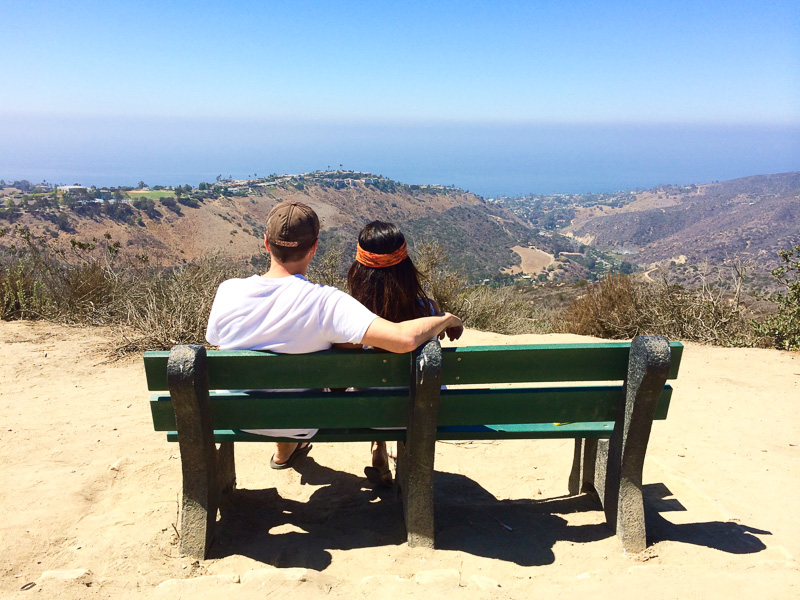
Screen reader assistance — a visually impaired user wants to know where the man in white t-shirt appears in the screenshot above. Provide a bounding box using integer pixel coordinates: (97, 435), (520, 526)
(206, 201), (463, 469)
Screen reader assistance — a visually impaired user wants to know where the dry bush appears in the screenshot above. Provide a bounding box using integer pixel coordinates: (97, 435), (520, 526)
(412, 239), (469, 313)
(559, 273), (646, 338)
(114, 254), (245, 353)
(413, 239), (548, 334)
(307, 244), (346, 289)
(1, 227), (124, 324)
(458, 285), (547, 334)
(1, 227), (248, 353)
(562, 265), (758, 346)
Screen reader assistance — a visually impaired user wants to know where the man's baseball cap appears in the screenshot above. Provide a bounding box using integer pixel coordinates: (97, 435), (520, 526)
(266, 201), (319, 248)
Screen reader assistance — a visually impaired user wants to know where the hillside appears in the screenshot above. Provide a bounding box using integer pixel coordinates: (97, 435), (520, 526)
(563, 172), (800, 268)
(0, 173), (541, 281)
(4, 170), (798, 283)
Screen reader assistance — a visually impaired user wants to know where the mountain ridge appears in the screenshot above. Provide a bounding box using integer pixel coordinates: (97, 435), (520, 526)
(562, 171), (800, 268)
(2, 170), (798, 281)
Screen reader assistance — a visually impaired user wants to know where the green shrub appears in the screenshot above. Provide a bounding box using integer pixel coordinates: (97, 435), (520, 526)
(753, 245), (800, 350)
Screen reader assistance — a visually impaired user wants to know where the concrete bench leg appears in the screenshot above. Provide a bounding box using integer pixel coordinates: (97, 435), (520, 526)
(168, 345), (236, 559)
(401, 340), (442, 548)
(568, 438), (598, 495)
(595, 335), (671, 553)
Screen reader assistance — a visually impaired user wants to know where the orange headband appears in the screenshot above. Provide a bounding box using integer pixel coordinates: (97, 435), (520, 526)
(356, 241), (408, 268)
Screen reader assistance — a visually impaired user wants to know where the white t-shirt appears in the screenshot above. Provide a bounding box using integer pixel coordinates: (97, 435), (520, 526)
(206, 274), (378, 352)
(206, 274), (379, 439)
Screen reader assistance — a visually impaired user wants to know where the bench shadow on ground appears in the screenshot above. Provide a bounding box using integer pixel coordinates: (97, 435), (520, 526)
(210, 460), (769, 569)
(643, 482), (770, 553)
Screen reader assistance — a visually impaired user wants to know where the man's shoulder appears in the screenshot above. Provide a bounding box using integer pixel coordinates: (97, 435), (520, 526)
(214, 275), (256, 293)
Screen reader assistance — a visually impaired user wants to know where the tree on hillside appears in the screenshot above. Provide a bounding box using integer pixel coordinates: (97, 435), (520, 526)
(754, 244), (800, 350)
(138, 181), (147, 189)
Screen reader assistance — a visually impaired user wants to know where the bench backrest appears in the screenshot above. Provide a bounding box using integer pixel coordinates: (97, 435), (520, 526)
(145, 342), (682, 437)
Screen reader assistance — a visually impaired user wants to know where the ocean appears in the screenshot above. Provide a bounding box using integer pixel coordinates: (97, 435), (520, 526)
(2, 116), (798, 197)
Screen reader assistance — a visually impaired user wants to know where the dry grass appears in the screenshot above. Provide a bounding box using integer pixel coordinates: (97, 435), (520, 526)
(113, 254), (245, 354)
(413, 239), (547, 334)
(562, 267), (759, 346)
(1, 228), (125, 324)
(3, 227), (775, 352)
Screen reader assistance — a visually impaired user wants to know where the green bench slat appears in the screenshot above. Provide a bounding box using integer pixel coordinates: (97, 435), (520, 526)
(439, 385), (672, 425)
(151, 389), (410, 431)
(144, 348), (412, 391)
(440, 342), (683, 385)
(436, 422), (616, 439)
(144, 342), (683, 392)
(151, 385), (672, 431)
(165, 428), (407, 443)
(163, 421), (622, 443)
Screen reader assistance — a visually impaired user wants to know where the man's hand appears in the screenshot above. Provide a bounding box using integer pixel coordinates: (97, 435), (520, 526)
(443, 323), (464, 341)
(437, 314), (464, 341)
(362, 312), (464, 353)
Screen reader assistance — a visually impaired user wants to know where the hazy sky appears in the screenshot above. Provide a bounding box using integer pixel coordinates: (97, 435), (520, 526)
(2, 0), (798, 193)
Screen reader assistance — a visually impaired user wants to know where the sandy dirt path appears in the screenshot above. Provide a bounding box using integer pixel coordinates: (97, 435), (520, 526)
(1, 321), (798, 599)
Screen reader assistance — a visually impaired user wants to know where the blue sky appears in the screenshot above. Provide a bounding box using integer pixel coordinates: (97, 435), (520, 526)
(1, 0), (798, 193)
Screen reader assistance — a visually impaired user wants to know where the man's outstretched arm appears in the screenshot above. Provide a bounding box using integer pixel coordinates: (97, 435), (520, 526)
(360, 313), (464, 354)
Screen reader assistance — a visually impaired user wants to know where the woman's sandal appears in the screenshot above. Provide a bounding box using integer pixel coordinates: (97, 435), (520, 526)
(270, 442), (312, 470)
(364, 465), (393, 488)
(366, 441), (393, 488)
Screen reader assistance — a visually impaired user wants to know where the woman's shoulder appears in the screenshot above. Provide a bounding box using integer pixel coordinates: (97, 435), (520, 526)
(417, 297), (439, 316)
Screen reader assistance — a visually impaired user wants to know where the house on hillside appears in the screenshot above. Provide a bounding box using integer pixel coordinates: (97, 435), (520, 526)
(57, 185), (86, 194)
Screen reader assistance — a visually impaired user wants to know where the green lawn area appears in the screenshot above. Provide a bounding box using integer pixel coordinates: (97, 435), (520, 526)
(128, 190), (175, 200)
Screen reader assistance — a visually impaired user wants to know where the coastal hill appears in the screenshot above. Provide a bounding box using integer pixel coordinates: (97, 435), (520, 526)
(562, 171), (800, 268)
(0, 172), (539, 281)
(2, 170), (798, 281)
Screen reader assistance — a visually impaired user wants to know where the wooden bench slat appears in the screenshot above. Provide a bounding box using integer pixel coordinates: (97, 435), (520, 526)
(440, 342), (683, 384)
(163, 421), (622, 443)
(145, 342), (683, 391)
(166, 428), (407, 443)
(151, 389), (410, 431)
(436, 422), (616, 439)
(439, 385), (672, 425)
(144, 348), (412, 391)
(151, 385), (672, 431)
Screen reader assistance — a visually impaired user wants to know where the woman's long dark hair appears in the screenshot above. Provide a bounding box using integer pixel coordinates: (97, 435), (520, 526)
(348, 221), (432, 323)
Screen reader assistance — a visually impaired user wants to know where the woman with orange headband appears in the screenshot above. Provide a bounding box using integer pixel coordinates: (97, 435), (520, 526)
(347, 221), (443, 488)
(348, 221), (437, 323)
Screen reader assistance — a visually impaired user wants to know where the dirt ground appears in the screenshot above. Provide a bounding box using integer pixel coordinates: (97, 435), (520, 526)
(1, 321), (798, 599)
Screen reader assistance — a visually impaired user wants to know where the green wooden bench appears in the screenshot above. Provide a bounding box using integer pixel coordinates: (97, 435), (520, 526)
(145, 335), (682, 558)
